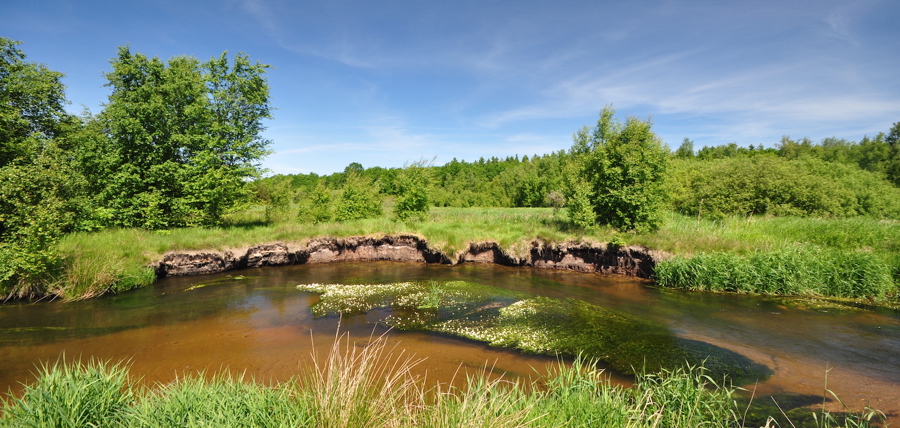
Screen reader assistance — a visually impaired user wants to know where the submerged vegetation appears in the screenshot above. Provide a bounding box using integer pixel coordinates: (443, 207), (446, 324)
(0, 338), (885, 427)
(297, 280), (770, 383)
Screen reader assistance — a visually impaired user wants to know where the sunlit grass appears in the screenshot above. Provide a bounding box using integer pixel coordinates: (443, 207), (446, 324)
(1, 340), (884, 427)
(52, 207), (900, 301)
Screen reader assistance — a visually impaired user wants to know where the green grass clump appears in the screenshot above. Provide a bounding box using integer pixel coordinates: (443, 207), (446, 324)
(2, 349), (883, 427)
(0, 358), (133, 427)
(655, 245), (894, 298)
(132, 372), (310, 427)
(299, 281), (768, 382)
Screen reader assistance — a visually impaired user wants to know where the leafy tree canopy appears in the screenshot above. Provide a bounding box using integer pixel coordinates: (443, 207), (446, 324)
(568, 106), (669, 232)
(98, 47), (273, 228)
(0, 37), (67, 167)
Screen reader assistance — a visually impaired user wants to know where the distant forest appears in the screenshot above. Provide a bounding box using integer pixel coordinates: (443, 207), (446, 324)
(255, 126), (900, 222)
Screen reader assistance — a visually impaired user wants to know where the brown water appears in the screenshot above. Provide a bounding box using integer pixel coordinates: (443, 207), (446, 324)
(1, 262), (898, 419)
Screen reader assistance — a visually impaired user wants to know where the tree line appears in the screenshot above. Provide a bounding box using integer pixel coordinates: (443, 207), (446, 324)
(258, 109), (900, 230)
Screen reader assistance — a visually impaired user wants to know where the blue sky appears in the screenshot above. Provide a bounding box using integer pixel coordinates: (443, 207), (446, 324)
(3, 0), (899, 175)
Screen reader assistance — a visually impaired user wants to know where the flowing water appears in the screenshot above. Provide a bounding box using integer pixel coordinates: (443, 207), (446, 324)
(1, 262), (898, 419)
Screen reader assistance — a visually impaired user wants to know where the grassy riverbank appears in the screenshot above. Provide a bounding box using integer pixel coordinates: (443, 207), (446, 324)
(0, 336), (884, 428)
(48, 207), (900, 304)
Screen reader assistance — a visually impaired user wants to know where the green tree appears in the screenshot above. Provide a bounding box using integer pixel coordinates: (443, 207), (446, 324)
(0, 38), (91, 297)
(674, 138), (694, 159)
(99, 47), (272, 228)
(856, 133), (889, 175)
(394, 160), (431, 221)
(297, 181), (334, 224)
(0, 38), (68, 167)
(335, 174), (382, 221)
(886, 122), (900, 186)
(572, 106), (668, 231)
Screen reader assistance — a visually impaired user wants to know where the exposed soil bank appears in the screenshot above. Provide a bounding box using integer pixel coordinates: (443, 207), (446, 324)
(156, 235), (666, 279)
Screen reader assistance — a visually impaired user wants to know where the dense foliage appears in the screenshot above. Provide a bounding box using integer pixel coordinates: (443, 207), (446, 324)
(0, 38), (272, 298)
(97, 47), (272, 229)
(255, 119), (900, 229)
(666, 156), (900, 219)
(567, 107), (668, 231)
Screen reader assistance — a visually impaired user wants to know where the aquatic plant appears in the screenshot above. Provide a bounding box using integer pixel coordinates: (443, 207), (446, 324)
(298, 281), (769, 382)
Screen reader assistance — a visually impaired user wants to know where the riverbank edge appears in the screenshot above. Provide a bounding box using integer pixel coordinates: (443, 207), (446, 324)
(155, 234), (668, 279)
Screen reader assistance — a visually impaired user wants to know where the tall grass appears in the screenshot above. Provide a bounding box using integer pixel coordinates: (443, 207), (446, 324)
(49, 207), (900, 301)
(131, 372), (309, 428)
(1, 342), (886, 428)
(301, 331), (422, 427)
(2, 346), (884, 428)
(0, 357), (133, 427)
(655, 245), (895, 298)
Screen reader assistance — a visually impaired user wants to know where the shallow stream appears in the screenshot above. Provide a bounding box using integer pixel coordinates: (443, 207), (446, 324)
(1, 262), (898, 419)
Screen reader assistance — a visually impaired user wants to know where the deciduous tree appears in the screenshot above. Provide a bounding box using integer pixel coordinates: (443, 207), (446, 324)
(569, 106), (668, 232)
(99, 47), (272, 228)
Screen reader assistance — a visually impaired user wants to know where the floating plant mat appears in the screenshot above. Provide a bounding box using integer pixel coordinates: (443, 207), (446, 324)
(297, 280), (771, 384)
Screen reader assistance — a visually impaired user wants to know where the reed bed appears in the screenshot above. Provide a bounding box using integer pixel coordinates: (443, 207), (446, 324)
(654, 245), (895, 298)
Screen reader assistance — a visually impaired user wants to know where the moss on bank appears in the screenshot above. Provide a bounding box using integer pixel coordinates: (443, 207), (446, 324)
(297, 280), (771, 384)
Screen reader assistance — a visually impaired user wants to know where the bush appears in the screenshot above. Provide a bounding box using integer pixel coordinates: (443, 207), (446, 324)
(667, 156), (900, 219)
(568, 106), (668, 232)
(334, 174), (383, 222)
(394, 162), (430, 221)
(297, 181), (334, 224)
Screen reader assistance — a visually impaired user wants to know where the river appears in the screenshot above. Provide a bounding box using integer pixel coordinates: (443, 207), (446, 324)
(1, 262), (897, 420)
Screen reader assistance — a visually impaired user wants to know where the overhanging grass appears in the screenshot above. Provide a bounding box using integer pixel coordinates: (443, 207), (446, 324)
(654, 245), (895, 298)
(51, 207), (900, 301)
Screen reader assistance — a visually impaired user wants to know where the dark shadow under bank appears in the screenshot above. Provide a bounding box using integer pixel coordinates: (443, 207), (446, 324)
(155, 234), (666, 279)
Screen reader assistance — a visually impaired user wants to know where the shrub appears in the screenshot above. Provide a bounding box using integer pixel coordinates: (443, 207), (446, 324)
(394, 161), (430, 221)
(568, 106), (668, 232)
(297, 181), (334, 224)
(334, 174), (383, 222)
